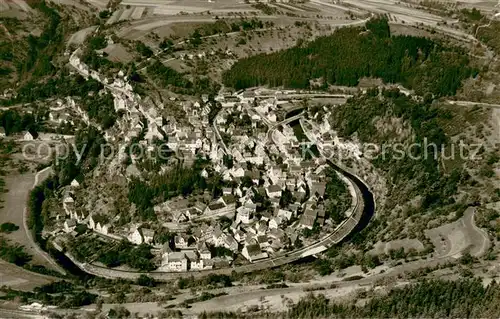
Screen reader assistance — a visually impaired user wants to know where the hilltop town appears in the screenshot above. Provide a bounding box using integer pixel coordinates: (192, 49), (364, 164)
(43, 51), (358, 273)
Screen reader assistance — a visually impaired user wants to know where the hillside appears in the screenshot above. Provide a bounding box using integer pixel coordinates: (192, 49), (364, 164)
(223, 19), (477, 97)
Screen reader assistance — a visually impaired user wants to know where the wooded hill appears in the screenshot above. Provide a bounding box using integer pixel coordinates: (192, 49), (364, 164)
(223, 18), (476, 97)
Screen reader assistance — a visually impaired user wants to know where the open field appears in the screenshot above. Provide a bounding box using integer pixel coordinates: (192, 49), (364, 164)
(0, 168), (63, 273)
(103, 43), (134, 63)
(67, 25), (98, 47)
(425, 207), (490, 258)
(83, 0), (108, 10)
(187, 284), (362, 314)
(0, 260), (55, 291)
(0, 173), (44, 263)
(369, 239), (425, 256)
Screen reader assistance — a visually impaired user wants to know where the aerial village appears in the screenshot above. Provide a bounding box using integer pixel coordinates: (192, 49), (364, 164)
(46, 55), (356, 272)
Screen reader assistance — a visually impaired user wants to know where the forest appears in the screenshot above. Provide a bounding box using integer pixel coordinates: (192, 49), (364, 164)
(0, 110), (39, 136)
(324, 168), (351, 224)
(200, 279), (500, 318)
(81, 92), (117, 129)
(223, 18), (476, 97)
(0, 281), (97, 308)
(127, 158), (213, 220)
(287, 279), (500, 318)
(0, 0), (64, 94)
(331, 89), (467, 213)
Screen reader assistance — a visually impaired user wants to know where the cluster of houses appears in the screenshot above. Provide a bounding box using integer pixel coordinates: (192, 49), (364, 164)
(57, 53), (349, 272)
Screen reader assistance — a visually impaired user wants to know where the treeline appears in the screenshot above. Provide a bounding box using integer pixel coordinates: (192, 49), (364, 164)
(0, 281), (97, 308)
(146, 60), (220, 95)
(28, 176), (58, 238)
(287, 279), (500, 318)
(0, 236), (32, 266)
(147, 60), (191, 89)
(20, 0), (63, 79)
(192, 18), (272, 38)
(477, 21), (500, 54)
(223, 18), (476, 97)
(2, 71), (104, 105)
(199, 279), (500, 318)
(0, 1), (64, 94)
(324, 168), (351, 224)
(53, 126), (106, 186)
(0, 110), (39, 136)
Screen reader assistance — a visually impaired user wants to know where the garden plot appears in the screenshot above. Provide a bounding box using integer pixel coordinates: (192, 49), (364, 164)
(103, 43), (134, 63)
(131, 6), (145, 19)
(119, 6), (134, 21)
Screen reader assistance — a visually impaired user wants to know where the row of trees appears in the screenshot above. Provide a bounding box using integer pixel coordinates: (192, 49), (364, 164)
(0, 110), (39, 136)
(223, 18), (476, 97)
(1, 281), (97, 308)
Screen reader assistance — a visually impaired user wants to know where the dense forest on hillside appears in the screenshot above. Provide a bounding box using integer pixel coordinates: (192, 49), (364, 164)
(331, 90), (467, 213)
(223, 18), (476, 97)
(0, 0), (64, 93)
(288, 279), (500, 318)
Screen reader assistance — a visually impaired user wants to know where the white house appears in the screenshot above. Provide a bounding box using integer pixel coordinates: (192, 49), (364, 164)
(128, 227), (143, 245)
(236, 206), (251, 224)
(22, 131), (34, 141)
(277, 209), (293, 221)
(141, 228), (155, 244)
(266, 185), (282, 198)
(223, 234), (238, 252)
(64, 219), (77, 233)
(242, 244), (268, 262)
(185, 251), (204, 270)
(198, 242), (212, 260)
(269, 217), (282, 229)
(161, 252), (188, 272)
(70, 179), (80, 188)
(63, 195), (75, 215)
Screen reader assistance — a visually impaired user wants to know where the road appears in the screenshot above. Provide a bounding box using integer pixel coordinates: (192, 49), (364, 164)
(446, 100), (500, 109)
